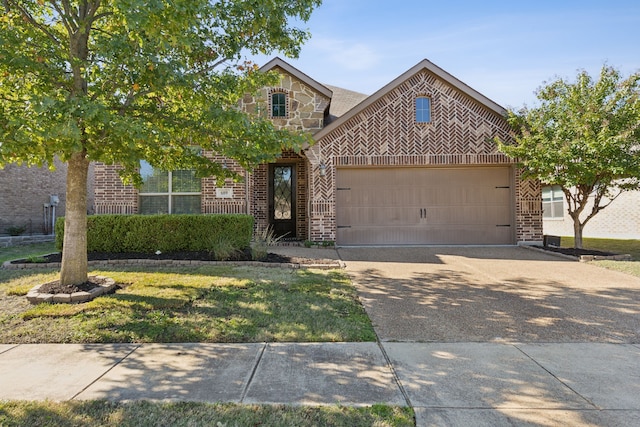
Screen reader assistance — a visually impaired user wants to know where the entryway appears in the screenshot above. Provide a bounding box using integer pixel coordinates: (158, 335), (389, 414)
(268, 164), (296, 238)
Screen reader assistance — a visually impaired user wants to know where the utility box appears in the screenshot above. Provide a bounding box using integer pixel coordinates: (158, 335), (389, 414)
(543, 235), (561, 247)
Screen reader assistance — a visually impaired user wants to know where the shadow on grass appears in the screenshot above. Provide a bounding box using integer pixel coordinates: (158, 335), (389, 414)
(0, 265), (376, 344)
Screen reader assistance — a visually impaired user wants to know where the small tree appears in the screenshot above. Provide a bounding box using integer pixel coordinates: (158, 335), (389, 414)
(498, 66), (640, 248)
(0, 0), (320, 286)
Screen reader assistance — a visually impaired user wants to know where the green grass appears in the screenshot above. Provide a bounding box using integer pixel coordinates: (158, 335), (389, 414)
(0, 264), (376, 344)
(593, 260), (640, 278)
(0, 401), (415, 427)
(559, 237), (640, 278)
(560, 236), (640, 260)
(0, 241), (56, 264)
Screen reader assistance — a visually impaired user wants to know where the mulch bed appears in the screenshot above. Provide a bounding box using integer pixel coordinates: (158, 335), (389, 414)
(533, 246), (617, 257)
(11, 248), (337, 267)
(31, 248), (289, 263)
(38, 276), (111, 295)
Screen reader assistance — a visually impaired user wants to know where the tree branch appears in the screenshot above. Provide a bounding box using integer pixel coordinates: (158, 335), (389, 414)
(50, 0), (77, 33)
(11, 2), (61, 44)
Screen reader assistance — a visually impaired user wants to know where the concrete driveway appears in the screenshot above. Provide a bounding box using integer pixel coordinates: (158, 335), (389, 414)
(337, 246), (640, 343)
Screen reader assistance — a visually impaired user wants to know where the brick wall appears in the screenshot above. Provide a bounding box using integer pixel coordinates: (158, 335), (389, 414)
(250, 150), (308, 239)
(93, 67), (322, 243)
(0, 158), (95, 235)
(93, 162), (137, 214)
(515, 170), (543, 242)
(308, 68), (543, 244)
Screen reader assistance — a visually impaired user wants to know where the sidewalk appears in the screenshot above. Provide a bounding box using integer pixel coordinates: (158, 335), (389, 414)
(1, 342), (639, 426)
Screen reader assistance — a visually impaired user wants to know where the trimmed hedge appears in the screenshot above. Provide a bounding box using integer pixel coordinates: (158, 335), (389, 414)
(55, 214), (254, 253)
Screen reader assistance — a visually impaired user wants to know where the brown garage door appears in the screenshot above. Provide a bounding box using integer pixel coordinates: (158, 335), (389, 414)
(336, 167), (514, 245)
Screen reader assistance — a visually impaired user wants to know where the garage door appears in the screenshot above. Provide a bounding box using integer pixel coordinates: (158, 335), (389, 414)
(336, 167), (513, 245)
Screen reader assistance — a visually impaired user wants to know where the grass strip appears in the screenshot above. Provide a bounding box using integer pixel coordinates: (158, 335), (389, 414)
(0, 401), (415, 427)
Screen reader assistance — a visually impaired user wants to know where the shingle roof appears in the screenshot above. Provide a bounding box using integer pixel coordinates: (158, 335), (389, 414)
(324, 85), (369, 122)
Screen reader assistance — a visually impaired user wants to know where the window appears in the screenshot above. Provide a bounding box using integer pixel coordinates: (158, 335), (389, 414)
(271, 92), (287, 118)
(542, 185), (564, 219)
(139, 161), (201, 214)
(416, 96), (431, 123)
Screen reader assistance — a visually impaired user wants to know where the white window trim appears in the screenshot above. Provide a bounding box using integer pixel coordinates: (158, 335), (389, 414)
(139, 167), (201, 214)
(542, 185), (564, 220)
(415, 95), (432, 124)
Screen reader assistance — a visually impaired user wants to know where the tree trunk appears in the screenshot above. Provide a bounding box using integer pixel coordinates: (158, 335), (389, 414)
(573, 218), (584, 249)
(60, 151), (90, 286)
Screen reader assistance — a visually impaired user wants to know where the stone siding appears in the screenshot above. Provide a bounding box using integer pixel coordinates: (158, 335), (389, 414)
(242, 67), (330, 134)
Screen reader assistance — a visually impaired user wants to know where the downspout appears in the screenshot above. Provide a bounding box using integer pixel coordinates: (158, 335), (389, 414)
(245, 169), (250, 215)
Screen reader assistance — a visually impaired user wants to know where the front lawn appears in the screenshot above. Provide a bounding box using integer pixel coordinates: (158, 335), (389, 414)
(560, 236), (640, 260)
(0, 401), (414, 427)
(0, 264), (376, 343)
(560, 237), (640, 278)
(0, 241), (56, 264)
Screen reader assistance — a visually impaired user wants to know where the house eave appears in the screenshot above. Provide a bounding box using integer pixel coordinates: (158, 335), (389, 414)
(260, 57), (334, 100)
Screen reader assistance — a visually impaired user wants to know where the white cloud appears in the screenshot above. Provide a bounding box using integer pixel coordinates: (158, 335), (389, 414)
(308, 37), (381, 70)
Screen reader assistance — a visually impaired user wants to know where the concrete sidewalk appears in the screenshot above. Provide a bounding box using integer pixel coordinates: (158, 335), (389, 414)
(1, 342), (639, 426)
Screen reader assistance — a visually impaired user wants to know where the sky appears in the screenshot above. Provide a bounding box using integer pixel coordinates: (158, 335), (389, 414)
(249, 0), (640, 109)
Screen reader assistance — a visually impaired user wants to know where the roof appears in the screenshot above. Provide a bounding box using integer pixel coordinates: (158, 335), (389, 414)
(260, 57), (333, 99)
(324, 85), (369, 122)
(313, 58), (507, 141)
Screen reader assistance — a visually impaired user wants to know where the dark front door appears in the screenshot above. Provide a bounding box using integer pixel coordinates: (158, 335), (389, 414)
(269, 164), (296, 238)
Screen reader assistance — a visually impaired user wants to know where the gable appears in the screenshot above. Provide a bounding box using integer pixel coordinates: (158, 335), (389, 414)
(243, 61), (332, 134)
(313, 66), (512, 158)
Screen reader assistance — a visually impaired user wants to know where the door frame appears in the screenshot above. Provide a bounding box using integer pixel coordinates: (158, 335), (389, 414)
(268, 163), (297, 238)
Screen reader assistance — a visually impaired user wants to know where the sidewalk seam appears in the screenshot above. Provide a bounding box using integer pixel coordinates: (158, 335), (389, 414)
(70, 344), (142, 401)
(240, 342), (267, 403)
(513, 344), (600, 410)
(377, 341), (413, 408)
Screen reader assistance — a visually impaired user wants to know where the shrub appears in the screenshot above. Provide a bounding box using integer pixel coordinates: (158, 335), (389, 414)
(6, 225), (27, 236)
(56, 214), (253, 254)
(251, 225), (283, 260)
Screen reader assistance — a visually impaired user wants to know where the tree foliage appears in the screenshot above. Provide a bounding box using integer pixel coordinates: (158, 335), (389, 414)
(0, 0), (321, 284)
(498, 66), (640, 248)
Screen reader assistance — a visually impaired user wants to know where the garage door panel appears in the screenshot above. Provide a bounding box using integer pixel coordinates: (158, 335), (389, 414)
(336, 167), (514, 245)
(337, 224), (513, 245)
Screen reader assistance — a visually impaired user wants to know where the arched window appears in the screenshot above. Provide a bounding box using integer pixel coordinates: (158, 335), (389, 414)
(271, 92), (287, 118)
(415, 96), (432, 123)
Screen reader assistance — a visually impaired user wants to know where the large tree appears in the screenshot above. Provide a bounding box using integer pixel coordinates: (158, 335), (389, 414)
(0, 0), (320, 285)
(498, 66), (640, 248)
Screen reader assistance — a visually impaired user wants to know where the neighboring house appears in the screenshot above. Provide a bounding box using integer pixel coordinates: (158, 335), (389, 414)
(0, 159), (95, 236)
(542, 185), (640, 239)
(93, 57), (543, 245)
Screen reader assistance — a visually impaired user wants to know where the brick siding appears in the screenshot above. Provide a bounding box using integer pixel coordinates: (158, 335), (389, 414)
(93, 67), (324, 242)
(0, 158), (94, 235)
(307, 68), (543, 243)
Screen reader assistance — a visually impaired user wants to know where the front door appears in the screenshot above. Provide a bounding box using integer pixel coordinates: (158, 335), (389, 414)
(269, 164), (296, 238)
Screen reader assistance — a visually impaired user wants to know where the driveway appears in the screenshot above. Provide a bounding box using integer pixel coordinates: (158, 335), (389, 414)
(337, 246), (640, 343)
